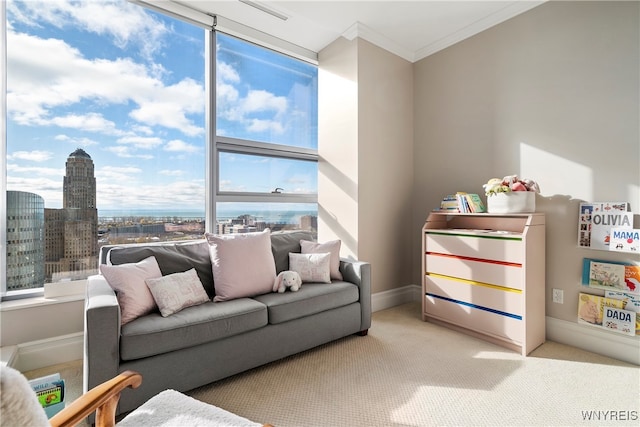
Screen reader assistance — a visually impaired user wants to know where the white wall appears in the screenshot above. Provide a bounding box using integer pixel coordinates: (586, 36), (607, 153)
(412, 1), (639, 360)
(319, 37), (414, 295)
(1, 300), (83, 348)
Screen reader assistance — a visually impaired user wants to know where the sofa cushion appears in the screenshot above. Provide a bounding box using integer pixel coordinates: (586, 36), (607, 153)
(270, 230), (315, 274)
(120, 298), (267, 361)
(205, 230), (276, 302)
(105, 240), (215, 299)
(252, 281), (359, 325)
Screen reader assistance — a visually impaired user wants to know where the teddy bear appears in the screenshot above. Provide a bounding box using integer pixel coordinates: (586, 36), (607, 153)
(273, 271), (302, 293)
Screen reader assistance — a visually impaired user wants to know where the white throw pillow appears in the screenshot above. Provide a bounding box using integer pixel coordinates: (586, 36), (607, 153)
(300, 239), (343, 280)
(205, 229), (276, 302)
(100, 256), (162, 325)
(145, 268), (210, 317)
(289, 252), (331, 283)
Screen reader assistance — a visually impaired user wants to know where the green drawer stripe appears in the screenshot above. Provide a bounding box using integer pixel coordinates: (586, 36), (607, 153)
(426, 231), (522, 241)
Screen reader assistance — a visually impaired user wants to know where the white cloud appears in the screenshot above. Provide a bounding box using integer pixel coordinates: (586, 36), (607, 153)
(7, 150), (54, 162)
(7, 163), (64, 176)
(219, 180), (247, 192)
(247, 118), (285, 134)
(6, 176), (63, 208)
(217, 62), (239, 83)
(48, 113), (121, 134)
(7, 0), (167, 61)
(216, 63), (288, 135)
(164, 139), (200, 154)
(7, 28), (204, 137)
(117, 136), (164, 150)
(243, 90), (287, 115)
(159, 170), (185, 177)
(104, 145), (154, 160)
(96, 165), (142, 182)
(97, 179), (205, 210)
(54, 134), (99, 147)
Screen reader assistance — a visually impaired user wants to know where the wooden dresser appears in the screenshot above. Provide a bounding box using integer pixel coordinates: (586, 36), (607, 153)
(422, 212), (546, 355)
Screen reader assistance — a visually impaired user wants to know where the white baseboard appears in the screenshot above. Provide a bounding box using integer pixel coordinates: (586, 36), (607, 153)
(372, 284), (421, 312)
(546, 316), (639, 366)
(7, 332), (84, 372)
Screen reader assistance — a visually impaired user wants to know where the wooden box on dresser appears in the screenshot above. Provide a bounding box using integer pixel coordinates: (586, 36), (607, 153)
(422, 212), (545, 356)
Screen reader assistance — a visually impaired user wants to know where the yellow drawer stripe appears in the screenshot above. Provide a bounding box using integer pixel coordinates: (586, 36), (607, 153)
(426, 272), (522, 293)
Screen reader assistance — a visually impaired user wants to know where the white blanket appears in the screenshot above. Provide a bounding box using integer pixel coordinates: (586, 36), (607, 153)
(117, 389), (262, 427)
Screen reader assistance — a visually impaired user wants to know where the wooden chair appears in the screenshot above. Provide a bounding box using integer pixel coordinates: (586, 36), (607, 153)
(50, 370), (142, 427)
(1, 366), (273, 427)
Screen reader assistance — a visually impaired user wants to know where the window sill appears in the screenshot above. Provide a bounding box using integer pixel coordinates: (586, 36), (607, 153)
(0, 281), (86, 312)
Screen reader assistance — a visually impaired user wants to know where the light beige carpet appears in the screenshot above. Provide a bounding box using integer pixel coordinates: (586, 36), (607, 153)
(25, 303), (640, 426)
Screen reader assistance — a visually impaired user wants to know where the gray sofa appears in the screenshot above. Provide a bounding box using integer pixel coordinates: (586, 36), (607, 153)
(83, 230), (371, 419)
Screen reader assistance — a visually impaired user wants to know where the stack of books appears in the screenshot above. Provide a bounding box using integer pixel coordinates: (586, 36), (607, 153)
(440, 193), (486, 213)
(28, 373), (65, 418)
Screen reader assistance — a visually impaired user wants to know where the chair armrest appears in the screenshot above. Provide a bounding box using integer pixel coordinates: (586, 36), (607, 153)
(339, 259), (371, 331)
(84, 275), (121, 395)
(50, 371), (142, 427)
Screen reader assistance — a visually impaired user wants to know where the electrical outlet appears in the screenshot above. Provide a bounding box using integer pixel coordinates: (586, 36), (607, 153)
(552, 289), (564, 304)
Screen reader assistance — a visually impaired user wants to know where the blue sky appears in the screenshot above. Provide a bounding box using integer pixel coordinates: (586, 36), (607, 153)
(5, 0), (317, 211)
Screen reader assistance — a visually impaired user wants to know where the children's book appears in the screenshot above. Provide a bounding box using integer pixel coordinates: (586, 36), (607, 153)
(609, 227), (639, 253)
(577, 293), (626, 327)
(577, 202), (628, 248)
(582, 258), (640, 295)
(605, 291), (640, 334)
(602, 306), (636, 336)
(28, 373), (66, 418)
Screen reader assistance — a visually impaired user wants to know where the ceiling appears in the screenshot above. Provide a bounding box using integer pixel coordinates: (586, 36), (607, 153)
(177, 0), (545, 62)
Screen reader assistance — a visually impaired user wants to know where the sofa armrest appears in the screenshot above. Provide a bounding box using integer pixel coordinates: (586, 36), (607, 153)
(339, 259), (371, 331)
(84, 275), (121, 395)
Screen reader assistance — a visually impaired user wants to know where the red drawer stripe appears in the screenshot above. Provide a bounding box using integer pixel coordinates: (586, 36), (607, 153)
(426, 251), (522, 268)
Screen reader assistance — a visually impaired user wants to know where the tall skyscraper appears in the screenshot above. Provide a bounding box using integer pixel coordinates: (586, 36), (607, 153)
(6, 191), (45, 290)
(45, 148), (99, 282)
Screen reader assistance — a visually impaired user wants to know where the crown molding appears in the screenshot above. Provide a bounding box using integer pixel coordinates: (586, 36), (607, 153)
(415, 1), (546, 61)
(342, 1), (545, 63)
(342, 22), (415, 63)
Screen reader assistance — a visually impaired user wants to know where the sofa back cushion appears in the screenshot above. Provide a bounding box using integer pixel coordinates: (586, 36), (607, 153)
(105, 240), (215, 299)
(270, 230), (315, 273)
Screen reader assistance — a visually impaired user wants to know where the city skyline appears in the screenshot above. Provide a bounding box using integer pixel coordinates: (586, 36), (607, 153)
(6, 0), (317, 212)
(7, 147), (317, 290)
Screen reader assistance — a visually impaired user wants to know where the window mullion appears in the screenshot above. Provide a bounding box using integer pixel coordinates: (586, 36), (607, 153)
(217, 136), (318, 161)
(217, 193), (316, 204)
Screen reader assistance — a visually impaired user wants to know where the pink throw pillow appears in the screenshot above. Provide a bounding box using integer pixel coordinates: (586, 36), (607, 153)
(300, 239), (343, 280)
(289, 252), (331, 283)
(145, 268), (210, 317)
(205, 229), (276, 302)
(100, 256), (162, 325)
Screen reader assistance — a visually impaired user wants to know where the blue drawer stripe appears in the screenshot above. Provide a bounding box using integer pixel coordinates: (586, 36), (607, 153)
(426, 293), (522, 320)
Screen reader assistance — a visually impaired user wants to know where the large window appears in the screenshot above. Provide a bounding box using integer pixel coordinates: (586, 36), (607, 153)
(2, 1), (318, 298)
(214, 33), (318, 235)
